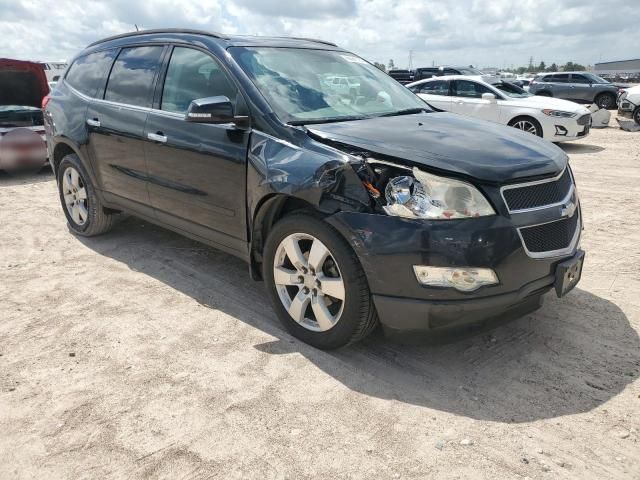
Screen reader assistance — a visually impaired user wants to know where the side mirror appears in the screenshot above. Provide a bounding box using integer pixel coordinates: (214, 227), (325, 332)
(482, 92), (497, 103)
(185, 96), (249, 128)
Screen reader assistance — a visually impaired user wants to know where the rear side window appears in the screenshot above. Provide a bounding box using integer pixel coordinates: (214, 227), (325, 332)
(104, 46), (164, 107)
(417, 80), (449, 95)
(161, 47), (238, 114)
(551, 74), (569, 83)
(65, 50), (118, 97)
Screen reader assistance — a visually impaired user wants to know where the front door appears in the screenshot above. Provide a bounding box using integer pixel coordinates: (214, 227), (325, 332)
(450, 80), (501, 123)
(144, 46), (250, 247)
(86, 45), (166, 208)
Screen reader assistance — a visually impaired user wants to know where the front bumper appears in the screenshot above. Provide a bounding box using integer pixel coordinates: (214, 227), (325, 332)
(327, 207), (582, 336)
(545, 115), (591, 142)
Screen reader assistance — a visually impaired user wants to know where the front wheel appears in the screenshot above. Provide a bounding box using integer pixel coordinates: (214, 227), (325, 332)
(508, 117), (543, 137)
(595, 92), (616, 109)
(633, 106), (640, 126)
(263, 214), (377, 349)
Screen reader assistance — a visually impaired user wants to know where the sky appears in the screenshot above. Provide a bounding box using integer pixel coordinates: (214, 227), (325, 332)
(0, 0), (637, 69)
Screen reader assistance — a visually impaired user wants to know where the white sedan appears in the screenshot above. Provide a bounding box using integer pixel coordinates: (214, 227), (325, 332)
(407, 76), (592, 142)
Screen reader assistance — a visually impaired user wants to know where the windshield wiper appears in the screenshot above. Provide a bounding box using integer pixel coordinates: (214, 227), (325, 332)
(288, 115), (367, 126)
(377, 107), (429, 117)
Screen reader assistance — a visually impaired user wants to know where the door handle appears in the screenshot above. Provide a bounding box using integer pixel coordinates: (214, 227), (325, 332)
(86, 118), (101, 127)
(147, 132), (167, 143)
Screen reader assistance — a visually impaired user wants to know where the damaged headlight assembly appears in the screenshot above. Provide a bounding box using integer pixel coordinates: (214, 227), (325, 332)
(383, 167), (495, 220)
(365, 164), (499, 291)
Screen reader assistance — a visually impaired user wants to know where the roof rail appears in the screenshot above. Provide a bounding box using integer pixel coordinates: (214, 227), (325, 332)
(87, 28), (226, 47)
(270, 36), (338, 47)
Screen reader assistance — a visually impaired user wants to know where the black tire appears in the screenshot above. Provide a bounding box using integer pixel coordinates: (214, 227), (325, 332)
(57, 154), (115, 236)
(595, 92), (616, 109)
(508, 116), (543, 137)
(263, 213), (378, 349)
(633, 106), (640, 126)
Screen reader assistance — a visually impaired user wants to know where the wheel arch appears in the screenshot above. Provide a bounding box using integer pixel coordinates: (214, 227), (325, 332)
(507, 115), (544, 137)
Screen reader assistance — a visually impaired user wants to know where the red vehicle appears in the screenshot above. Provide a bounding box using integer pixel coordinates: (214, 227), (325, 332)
(0, 58), (49, 172)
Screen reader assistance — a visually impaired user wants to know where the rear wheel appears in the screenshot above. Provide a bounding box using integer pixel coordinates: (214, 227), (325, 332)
(263, 214), (377, 349)
(595, 92), (616, 109)
(633, 106), (640, 126)
(508, 116), (543, 137)
(57, 154), (115, 236)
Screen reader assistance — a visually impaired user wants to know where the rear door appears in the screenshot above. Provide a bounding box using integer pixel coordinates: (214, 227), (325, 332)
(144, 46), (250, 245)
(450, 79), (501, 122)
(548, 73), (570, 98)
(86, 45), (166, 208)
(412, 80), (452, 111)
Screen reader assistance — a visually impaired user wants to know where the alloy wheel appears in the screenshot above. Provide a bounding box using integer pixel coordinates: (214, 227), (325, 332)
(597, 94), (614, 109)
(273, 233), (345, 332)
(62, 166), (89, 226)
(512, 120), (539, 135)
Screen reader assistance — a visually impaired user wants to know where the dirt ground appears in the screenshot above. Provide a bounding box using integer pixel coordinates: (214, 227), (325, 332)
(1, 121), (639, 479)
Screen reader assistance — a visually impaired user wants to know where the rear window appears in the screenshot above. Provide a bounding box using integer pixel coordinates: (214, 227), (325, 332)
(65, 50), (117, 97)
(104, 46), (164, 107)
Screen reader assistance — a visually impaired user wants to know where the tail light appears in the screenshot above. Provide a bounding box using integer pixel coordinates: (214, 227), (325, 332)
(41, 95), (51, 109)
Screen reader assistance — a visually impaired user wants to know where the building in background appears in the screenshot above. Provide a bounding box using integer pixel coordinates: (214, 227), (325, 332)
(593, 59), (640, 82)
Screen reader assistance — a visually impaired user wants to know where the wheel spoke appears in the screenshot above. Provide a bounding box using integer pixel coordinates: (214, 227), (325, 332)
(311, 295), (335, 331)
(71, 204), (81, 224)
(70, 168), (80, 189)
(288, 290), (310, 323)
(76, 187), (87, 200)
(307, 238), (329, 271)
(318, 274), (345, 300)
(283, 236), (308, 270)
(63, 170), (72, 192)
(77, 203), (88, 223)
(63, 193), (75, 207)
(274, 266), (300, 286)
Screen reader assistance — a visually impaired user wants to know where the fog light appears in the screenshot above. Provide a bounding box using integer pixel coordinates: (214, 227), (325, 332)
(413, 266), (498, 292)
(555, 125), (568, 136)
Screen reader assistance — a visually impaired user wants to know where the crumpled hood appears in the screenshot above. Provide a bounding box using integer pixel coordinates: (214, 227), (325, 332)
(307, 112), (567, 183)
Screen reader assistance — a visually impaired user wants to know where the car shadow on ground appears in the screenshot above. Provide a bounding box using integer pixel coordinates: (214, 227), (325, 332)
(0, 167), (53, 186)
(559, 142), (605, 154)
(78, 215), (640, 424)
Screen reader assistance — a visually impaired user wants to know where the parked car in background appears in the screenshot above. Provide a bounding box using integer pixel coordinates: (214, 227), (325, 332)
(45, 29), (584, 349)
(407, 76), (591, 142)
(617, 85), (640, 125)
(413, 65), (494, 82)
(40, 61), (68, 83)
(325, 75), (360, 98)
(387, 69), (413, 84)
(0, 58), (49, 172)
(512, 78), (531, 91)
(529, 72), (620, 109)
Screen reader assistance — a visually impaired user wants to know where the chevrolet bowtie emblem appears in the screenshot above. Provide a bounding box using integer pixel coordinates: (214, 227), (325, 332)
(561, 200), (577, 218)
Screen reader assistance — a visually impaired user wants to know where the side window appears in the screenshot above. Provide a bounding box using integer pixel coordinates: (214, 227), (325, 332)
(571, 74), (590, 84)
(419, 80), (449, 96)
(453, 80), (492, 98)
(104, 46), (164, 107)
(65, 50), (118, 97)
(551, 74), (569, 83)
(161, 47), (238, 114)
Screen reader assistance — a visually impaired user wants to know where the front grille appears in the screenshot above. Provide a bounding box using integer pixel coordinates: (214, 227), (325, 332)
(577, 113), (591, 126)
(519, 212), (580, 253)
(502, 168), (573, 212)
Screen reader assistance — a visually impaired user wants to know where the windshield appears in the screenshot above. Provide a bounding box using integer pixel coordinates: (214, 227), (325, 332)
(584, 73), (609, 84)
(229, 47), (428, 124)
(457, 67), (483, 75)
(494, 82), (532, 98)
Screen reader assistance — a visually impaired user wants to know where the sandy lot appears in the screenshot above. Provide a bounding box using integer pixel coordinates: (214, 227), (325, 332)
(1, 123), (639, 479)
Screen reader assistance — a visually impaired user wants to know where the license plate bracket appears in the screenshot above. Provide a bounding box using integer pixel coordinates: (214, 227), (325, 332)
(554, 250), (585, 298)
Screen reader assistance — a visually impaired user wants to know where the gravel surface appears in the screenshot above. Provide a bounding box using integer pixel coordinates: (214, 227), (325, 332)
(1, 123), (639, 479)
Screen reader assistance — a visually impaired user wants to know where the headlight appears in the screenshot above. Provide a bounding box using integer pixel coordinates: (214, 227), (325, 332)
(383, 168), (495, 220)
(542, 109), (576, 118)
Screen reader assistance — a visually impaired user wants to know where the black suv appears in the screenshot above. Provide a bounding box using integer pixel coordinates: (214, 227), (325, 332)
(45, 29), (584, 349)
